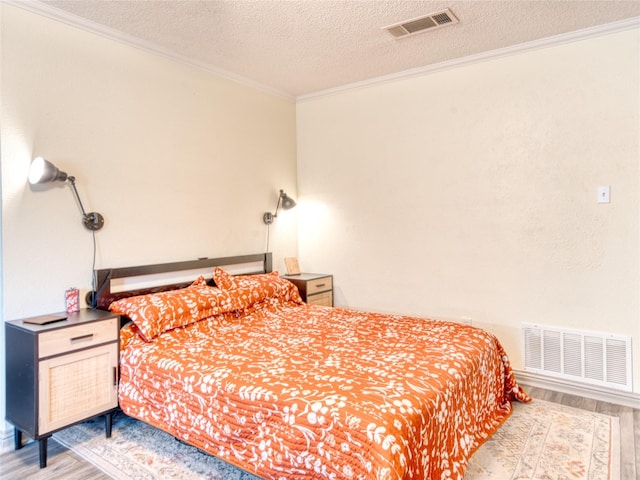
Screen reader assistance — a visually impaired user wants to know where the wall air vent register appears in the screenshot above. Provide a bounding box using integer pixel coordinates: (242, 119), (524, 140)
(522, 323), (632, 392)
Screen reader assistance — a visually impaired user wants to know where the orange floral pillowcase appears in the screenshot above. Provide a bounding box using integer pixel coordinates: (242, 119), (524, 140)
(109, 277), (236, 341)
(110, 271), (303, 342)
(213, 267), (302, 304)
(213, 268), (280, 289)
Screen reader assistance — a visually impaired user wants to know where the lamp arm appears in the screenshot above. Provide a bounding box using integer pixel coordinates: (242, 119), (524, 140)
(272, 195), (282, 219)
(68, 176), (89, 217)
(68, 176), (105, 231)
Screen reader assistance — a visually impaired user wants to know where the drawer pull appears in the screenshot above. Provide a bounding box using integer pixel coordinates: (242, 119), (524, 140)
(113, 367), (118, 386)
(70, 333), (94, 343)
(315, 283), (326, 288)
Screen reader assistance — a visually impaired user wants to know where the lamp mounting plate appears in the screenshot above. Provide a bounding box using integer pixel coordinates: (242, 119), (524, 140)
(83, 212), (104, 231)
(263, 212), (274, 225)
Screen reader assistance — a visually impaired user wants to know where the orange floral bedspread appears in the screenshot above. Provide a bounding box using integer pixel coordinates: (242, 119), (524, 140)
(117, 284), (529, 480)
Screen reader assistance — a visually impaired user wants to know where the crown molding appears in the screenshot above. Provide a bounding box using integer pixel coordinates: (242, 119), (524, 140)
(297, 16), (640, 102)
(2, 0), (295, 102)
(4, 1), (638, 104)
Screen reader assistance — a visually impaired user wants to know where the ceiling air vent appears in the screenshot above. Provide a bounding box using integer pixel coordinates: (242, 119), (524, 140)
(383, 8), (459, 39)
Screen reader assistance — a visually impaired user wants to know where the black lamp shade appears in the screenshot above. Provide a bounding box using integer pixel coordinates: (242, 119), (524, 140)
(281, 192), (296, 210)
(28, 157), (68, 184)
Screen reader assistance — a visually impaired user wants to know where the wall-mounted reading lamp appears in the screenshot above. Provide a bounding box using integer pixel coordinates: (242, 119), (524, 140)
(28, 157), (105, 231)
(263, 189), (296, 225)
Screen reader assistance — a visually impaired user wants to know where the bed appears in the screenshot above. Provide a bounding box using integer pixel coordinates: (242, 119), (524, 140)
(95, 253), (530, 480)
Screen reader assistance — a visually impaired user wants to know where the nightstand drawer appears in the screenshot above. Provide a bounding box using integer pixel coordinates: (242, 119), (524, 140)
(39, 317), (118, 358)
(307, 276), (332, 295)
(307, 291), (333, 307)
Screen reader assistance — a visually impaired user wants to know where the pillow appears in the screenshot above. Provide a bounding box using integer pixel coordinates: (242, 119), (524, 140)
(190, 275), (209, 287)
(109, 283), (235, 341)
(213, 267), (303, 305)
(213, 267), (279, 290)
(212, 267), (236, 289)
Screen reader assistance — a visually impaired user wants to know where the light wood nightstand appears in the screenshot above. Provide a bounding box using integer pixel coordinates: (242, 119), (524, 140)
(282, 273), (333, 307)
(5, 309), (119, 468)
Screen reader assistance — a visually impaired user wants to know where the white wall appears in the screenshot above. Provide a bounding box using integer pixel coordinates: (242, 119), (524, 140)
(0, 4), (297, 435)
(2, 6), (638, 448)
(297, 29), (640, 393)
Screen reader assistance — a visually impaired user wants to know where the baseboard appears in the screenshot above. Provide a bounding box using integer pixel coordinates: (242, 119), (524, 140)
(0, 426), (14, 454)
(515, 369), (640, 409)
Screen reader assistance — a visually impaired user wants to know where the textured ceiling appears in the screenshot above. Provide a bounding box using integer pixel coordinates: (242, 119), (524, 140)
(29, 1), (640, 97)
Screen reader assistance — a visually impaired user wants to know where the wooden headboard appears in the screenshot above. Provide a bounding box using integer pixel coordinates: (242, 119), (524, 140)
(92, 252), (272, 310)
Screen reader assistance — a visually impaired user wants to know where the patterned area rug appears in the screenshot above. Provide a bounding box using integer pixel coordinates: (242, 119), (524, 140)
(53, 400), (619, 480)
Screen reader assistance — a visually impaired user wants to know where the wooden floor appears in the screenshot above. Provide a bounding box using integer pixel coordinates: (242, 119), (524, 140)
(0, 437), (110, 480)
(1, 386), (638, 479)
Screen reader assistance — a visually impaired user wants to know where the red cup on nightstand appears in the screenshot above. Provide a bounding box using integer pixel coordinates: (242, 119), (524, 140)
(65, 288), (80, 313)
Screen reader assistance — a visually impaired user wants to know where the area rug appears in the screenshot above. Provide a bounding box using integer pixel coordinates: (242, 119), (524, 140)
(53, 400), (620, 480)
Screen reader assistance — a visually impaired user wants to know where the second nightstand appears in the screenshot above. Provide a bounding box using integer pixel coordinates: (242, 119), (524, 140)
(5, 309), (119, 468)
(282, 273), (333, 307)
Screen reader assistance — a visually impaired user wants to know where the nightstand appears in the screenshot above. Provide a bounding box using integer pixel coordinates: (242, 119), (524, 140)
(282, 273), (333, 307)
(5, 308), (119, 468)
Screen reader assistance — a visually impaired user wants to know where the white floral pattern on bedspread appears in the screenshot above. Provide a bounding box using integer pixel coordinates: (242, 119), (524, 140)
(118, 294), (529, 480)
